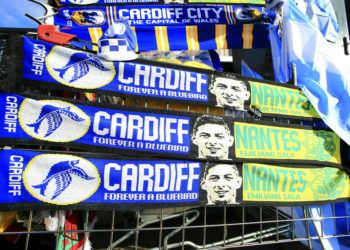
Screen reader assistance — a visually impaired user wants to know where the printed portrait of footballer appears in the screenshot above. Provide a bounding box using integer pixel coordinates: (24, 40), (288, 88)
(201, 163), (242, 205)
(209, 75), (250, 110)
(191, 115), (234, 160)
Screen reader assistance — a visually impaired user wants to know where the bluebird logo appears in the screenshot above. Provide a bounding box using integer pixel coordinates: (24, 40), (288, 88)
(27, 105), (85, 137)
(46, 46), (115, 89)
(23, 154), (100, 205)
(53, 53), (110, 83)
(19, 99), (91, 142)
(33, 160), (95, 200)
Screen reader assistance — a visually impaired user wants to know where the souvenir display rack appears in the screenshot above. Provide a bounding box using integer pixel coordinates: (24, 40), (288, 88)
(0, 0), (349, 249)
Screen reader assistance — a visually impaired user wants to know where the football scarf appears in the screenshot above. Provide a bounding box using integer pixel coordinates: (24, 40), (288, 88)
(0, 148), (349, 209)
(45, 5), (269, 51)
(0, 93), (344, 167)
(54, 0), (266, 6)
(15, 36), (320, 120)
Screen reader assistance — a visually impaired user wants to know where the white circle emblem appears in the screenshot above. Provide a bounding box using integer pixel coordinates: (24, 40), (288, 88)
(19, 99), (90, 142)
(46, 46), (115, 89)
(23, 154), (100, 205)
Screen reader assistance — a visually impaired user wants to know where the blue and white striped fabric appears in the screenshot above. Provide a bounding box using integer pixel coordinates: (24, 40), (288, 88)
(296, 0), (339, 42)
(281, 0), (350, 145)
(48, 5), (270, 52)
(97, 20), (138, 61)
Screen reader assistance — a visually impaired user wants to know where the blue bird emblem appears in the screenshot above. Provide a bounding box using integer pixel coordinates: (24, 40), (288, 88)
(32, 160), (95, 200)
(54, 53), (110, 83)
(27, 104), (85, 137)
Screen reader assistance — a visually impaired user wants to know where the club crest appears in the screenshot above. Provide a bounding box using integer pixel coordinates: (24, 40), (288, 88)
(46, 46), (116, 89)
(23, 154), (100, 205)
(68, 0), (99, 4)
(71, 10), (105, 26)
(309, 168), (347, 200)
(303, 131), (337, 161)
(19, 99), (91, 142)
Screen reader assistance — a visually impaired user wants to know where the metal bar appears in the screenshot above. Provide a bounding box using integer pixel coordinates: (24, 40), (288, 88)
(259, 206), (263, 243)
(83, 210), (89, 250)
(162, 210), (200, 250)
(56, 212), (60, 250)
(203, 207), (207, 248)
(223, 206), (227, 247)
(241, 206), (245, 245)
(110, 209), (200, 249)
(108, 211), (115, 250)
(276, 207), (279, 242)
(159, 209), (164, 249)
(291, 207), (295, 240)
(135, 210), (140, 250)
(25, 210), (33, 250)
(303, 207), (313, 249)
(1, 213), (342, 236)
(181, 208), (186, 250)
(165, 224), (291, 249)
(292, 63), (297, 86)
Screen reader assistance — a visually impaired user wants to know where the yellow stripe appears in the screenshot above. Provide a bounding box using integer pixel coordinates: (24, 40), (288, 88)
(155, 26), (170, 52)
(215, 24), (227, 50)
(88, 27), (102, 51)
(186, 26), (199, 51)
(113, 6), (117, 22)
(224, 6), (230, 24)
(230, 6), (236, 24)
(106, 7), (111, 26)
(130, 26), (138, 52)
(242, 24), (253, 49)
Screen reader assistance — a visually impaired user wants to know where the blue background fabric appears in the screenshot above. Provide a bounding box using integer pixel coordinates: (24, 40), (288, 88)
(0, 149), (201, 205)
(270, 0), (350, 146)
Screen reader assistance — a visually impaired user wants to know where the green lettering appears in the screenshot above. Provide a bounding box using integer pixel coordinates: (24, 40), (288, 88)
(268, 169), (280, 192)
(280, 169), (289, 192)
(234, 124), (248, 149)
(271, 128), (281, 150)
(259, 127), (272, 150)
(264, 85), (275, 106)
(285, 89), (296, 109)
(290, 131), (301, 151)
(243, 164), (256, 191)
(289, 170), (297, 192)
(250, 82), (263, 106)
(275, 87), (287, 108)
(256, 167), (268, 191)
(282, 130), (291, 151)
(297, 170), (307, 192)
(248, 127), (260, 150)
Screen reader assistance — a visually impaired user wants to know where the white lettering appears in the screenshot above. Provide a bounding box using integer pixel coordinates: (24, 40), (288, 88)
(103, 162), (200, 193)
(93, 113), (189, 144)
(8, 155), (24, 196)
